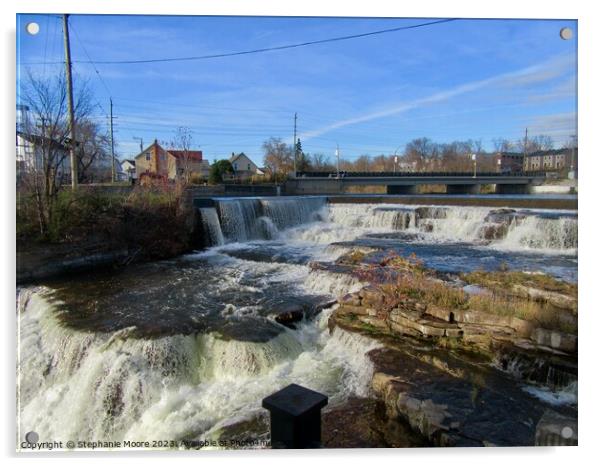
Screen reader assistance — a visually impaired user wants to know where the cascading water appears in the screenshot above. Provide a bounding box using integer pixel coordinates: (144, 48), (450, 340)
(18, 290), (380, 444)
(210, 197), (326, 243)
(198, 207), (224, 246)
(18, 196), (578, 448)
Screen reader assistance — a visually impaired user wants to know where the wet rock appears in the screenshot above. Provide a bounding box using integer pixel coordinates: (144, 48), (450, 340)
(213, 413), (270, 449)
(535, 410), (578, 446)
(368, 347), (550, 446)
(274, 310), (304, 328)
(478, 223), (508, 240)
(217, 318), (283, 342)
(415, 207), (448, 220)
(321, 397), (429, 448)
(492, 342), (578, 390)
(484, 208), (526, 225)
(419, 221), (434, 233)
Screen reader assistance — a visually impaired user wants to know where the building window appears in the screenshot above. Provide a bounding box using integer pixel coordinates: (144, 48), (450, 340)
(145, 152), (151, 161)
(247, 163), (251, 170)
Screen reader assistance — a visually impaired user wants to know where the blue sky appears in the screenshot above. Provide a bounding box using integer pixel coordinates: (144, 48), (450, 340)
(16, 15), (577, 166)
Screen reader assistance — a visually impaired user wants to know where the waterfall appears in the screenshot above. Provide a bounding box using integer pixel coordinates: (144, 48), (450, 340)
(17, 288), (379, 444)
(497, 215), (577, 251)
(198, 208), (224, 247)
(323, 203), (577, 252)
(212, 197), (326, 243)
(216, 199), (264, 242)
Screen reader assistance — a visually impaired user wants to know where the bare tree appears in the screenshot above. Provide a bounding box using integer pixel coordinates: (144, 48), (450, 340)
(516, 134), (554, 154)
(77, 118), (112, 183)
(18, 70), (93, 236)
(311, 153), (335, 171)
(167, 126), (195, 185)
(492, 138), (515, 153)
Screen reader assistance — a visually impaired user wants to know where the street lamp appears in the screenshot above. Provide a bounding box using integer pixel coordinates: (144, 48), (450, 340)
(471, 153), (477, 178)
(393, 144), (404, 173)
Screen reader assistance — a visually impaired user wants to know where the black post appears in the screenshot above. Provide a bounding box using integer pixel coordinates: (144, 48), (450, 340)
(262, 383), (328, 449)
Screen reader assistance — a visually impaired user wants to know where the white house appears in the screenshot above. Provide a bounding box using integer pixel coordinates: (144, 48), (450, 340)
(121, 159), (137, 181)
(16, 131), (70, 176)
(229, 152), (264, 179)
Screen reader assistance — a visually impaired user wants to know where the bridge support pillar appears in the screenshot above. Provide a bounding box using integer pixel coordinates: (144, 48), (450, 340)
(446, 184), (481, 195)
(494, 183), (532, 194)
(386, 185), (418, 195)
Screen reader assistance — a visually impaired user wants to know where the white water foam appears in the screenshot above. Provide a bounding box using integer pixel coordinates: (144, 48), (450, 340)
(18, 291), (380, 444)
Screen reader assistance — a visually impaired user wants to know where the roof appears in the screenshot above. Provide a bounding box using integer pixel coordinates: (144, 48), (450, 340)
(526, 149), (569, 157)
(122, 159), (135, 165)
(166, 150), (203, 161)
(230, 152), (252, 164)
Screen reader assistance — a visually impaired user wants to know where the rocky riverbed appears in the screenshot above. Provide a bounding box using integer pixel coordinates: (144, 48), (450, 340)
(322, 250), (577, 446)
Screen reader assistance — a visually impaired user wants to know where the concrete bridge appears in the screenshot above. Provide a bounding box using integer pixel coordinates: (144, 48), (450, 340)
(285, 172), (546, 195)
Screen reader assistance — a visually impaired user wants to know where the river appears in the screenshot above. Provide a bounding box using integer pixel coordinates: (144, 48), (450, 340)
(17, 196), (578, 446)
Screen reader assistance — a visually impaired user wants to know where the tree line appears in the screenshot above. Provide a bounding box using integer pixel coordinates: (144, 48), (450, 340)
(260, 133), (564, 176)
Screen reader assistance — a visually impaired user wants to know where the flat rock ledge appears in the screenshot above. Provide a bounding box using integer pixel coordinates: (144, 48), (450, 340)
(332, 286), (577, 356)
(328, 285), (578, 447)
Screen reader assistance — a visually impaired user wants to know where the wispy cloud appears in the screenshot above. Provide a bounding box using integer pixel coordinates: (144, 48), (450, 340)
(528, 111), (576, 137)
(299, 54), (575, 141)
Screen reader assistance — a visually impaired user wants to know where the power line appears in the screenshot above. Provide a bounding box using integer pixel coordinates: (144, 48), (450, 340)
(23, 18), (457, 65)
(69, 21), (113, 100)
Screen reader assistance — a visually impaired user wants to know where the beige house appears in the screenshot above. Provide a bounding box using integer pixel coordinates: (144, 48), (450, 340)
(523, 150), (569, 173)
(135, 140), (209, 181)
(229, 152), (264, 180)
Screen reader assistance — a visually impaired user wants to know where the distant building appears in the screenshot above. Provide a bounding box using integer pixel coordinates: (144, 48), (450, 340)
(121, 159), (136, 181)
(495, 152), (524, 174)
(16, 130), (70, 177)
(228, 152), (264, 179)
(523, 149), (576, 176)
(134, 140), (209, 181)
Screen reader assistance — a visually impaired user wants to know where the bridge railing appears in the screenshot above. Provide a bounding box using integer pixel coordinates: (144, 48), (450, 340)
(295, 171), (546, 178)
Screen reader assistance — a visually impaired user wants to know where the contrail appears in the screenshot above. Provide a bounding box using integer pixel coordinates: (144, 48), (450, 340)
(299, 54), (574, 141)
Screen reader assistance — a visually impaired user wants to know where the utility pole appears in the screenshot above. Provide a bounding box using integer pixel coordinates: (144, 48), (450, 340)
(336, 144), (340, 177)
(133, 136), (143, 154)
(62, 14), (78, 189)
(110, 98), (116, 183)
(293, 112), (297, 176)
(523, 127), (529, 172)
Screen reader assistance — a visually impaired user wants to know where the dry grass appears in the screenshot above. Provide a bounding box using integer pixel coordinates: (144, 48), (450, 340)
(355, 252), (576, 334)
(336, 249), (368, 265)
(462, 270), (577, 298)
(469, 294), (576, 334)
